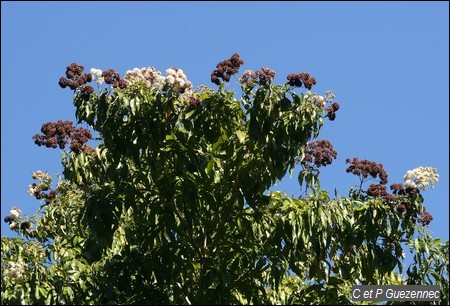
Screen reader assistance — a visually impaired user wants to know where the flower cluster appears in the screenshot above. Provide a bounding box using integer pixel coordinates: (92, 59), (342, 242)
(299, 140), (337, 174)
(345, 157), (388, 185)
(367, 184), (388, 197)
(304, 92), (326, 108)
(70, 126), (94, 153)
(365, 182), (424, 223)
(33, 170), (51, 185)
(403, 167), (439, 190)
(211, 53), (244, 85)
(10, 207), (21, 219)
(378, 180), (429, 223)
(7, 260), (28, 281)
(366, 182), (425, 213)
(165, 68), (192, 93)
(32, 120), (92, 154)
(326, 102), (340, 121)
(28, 184), (58, 200)
(103, 68), (127, 89)
(325, 90), (336, 101)
(394, 187), (422, 221)
(389, 182), (420, 198)
(28, 183), (43, 197)
(90, 68), (105, 85)
(20, 221), (33, 230)
(390, 183), (404, 195)
(3, 207), (22, 230)
(3, 206), (33, 231)
(60, 64), (128, 95)
(79, 85), (94, 101)
(58, 63), (93, 90)
(26, 170), (58, 204)
(187, 94), (202, 109)
(286, 72), (316, 90)
(304, 90), (340, 120)
(124, 66), (166, 90)
(240, 70), (254, 87)
(240, 67), (276, 87)
(366, 183), (397, 203)
(418, 209), (433, 226)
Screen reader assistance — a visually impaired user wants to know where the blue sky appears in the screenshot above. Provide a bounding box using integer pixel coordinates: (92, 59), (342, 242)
(1, 2), (448, 244)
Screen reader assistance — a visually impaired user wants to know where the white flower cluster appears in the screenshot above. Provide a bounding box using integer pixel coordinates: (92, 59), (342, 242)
(404, 167), (439, 190)
(90, 68), (104, 85)
(10, 207), (21, 219)
(37, 170), (52, 185)
(325, 90), (335, 102)
(28, 170), (52, 196)
(31, 170), (45, 180)
(124, 66), (166, 90)
(27, 184), (40, 196)
(7, 260), (28, 281)
(165, 68), (192, 93)
(7, 207), (22, 230)
(304, 91), (326, 108)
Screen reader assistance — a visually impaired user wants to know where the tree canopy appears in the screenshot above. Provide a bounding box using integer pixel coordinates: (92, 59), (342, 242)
(2, 54), (448, 305)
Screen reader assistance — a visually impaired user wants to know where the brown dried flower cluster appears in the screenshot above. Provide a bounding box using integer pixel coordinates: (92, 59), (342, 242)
(32, 120), (92, 154)
(390, 183), (420, 197)
(27, 171), (60, 204)
(300, 140), (337, 173)
(79, 85), (94, 101)
(4, 219), (32, 231)
(103, 68), (127, 89)
(394, 189), (420, 216)
(366, 183), (395, 203)
(418, 210), (433, 226)
(59, 64), (127, 100)
(367, 183), (388, 197)
(20, 221), (33, 230)
(286, 72), (316, 90)
(240, 67), (276, 87)
(211, 53), (244, 85)
(367, 183), (406, 205)
(390, 183), (404, 195)
(3, 207), (34, 232)
(326, 102), (340, 121)
(364, 181), (430, 224)
(396, 201), (413, 214)
(188, 95), (202, 109)
(345, 157), (388, 185)
(35, 189), (58, 202)
(58, 63), (93, 91)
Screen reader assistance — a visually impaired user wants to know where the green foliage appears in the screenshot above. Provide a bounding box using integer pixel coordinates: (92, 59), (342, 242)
(2, 60), (448, 305)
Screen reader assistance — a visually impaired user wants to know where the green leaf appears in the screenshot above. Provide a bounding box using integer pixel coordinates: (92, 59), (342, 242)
(206, 158), (214, 175)
(130, 98), (136, 115)
(236, 130), (246, 143)
(39, 287), (48, 298)
(35, 286), (40, 300)
(45, 292), (52, 305)
(165, 133), (176, 141)
(185, 110), (196, 119)
(64, 287), (75, 301)
(289, 163), (295, 178)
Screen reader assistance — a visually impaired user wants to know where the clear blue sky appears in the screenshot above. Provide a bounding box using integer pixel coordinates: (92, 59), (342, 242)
(2, 2), (448, 243)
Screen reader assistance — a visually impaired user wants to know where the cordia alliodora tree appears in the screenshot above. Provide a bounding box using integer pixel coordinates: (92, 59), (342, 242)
(2, 54), (448, 305)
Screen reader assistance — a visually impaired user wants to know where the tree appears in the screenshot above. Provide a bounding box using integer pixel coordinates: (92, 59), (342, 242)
(2, 54), (448, 305)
